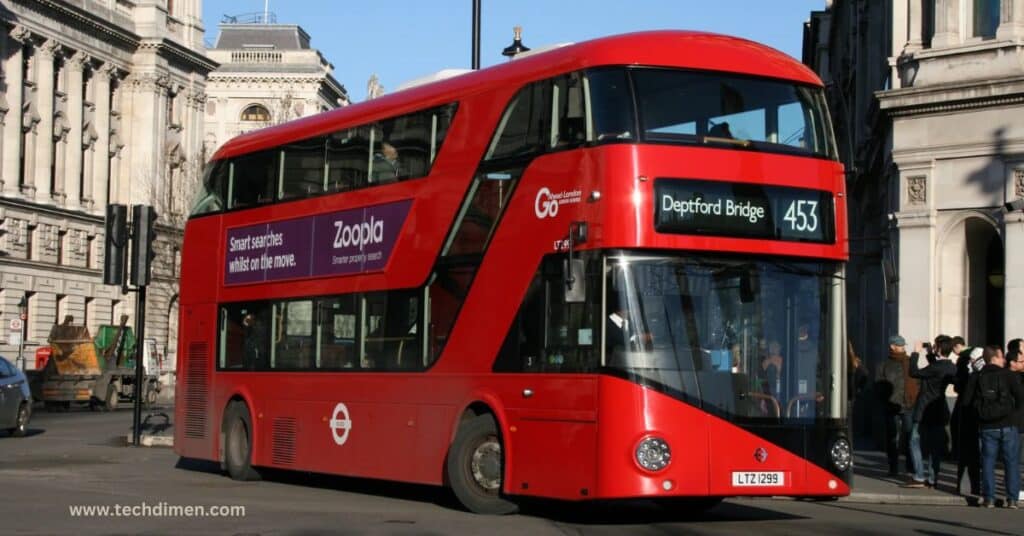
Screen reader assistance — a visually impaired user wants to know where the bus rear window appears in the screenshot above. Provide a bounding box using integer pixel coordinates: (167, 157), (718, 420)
(632, 69), (837, 160)
(191, 160), (229, 216)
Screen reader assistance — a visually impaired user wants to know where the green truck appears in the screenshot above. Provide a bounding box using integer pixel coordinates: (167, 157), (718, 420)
(37, 316), (160, 411)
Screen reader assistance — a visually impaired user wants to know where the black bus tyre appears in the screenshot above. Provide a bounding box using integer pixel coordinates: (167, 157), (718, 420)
(446, 414), (518, 515)
(9, 403), (29, 437)
(223, 401), (261, 481)
(104, 383), (119, 412)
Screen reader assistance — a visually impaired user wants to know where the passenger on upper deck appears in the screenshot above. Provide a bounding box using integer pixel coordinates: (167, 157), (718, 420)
(371, 141), (402, 184)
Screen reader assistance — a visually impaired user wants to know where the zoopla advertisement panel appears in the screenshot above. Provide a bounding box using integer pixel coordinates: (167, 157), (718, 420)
(224, 199), (413, 286)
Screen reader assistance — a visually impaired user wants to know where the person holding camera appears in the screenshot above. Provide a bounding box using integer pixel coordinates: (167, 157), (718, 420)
(902, 335), (956, 489)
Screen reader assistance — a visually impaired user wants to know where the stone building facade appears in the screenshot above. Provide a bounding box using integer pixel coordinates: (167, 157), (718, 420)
(203, 21), (347, 154)
(804, 0), (1024, 370)
(0, 0), (215, 371)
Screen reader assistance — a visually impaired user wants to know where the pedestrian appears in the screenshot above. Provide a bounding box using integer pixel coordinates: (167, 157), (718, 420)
(902, 335), (956, 489)
(963, 345), (1024, 508)
(876, 335), (917, 477)
(1008, 338), (1022, 359)
(952, 346), (984, 496)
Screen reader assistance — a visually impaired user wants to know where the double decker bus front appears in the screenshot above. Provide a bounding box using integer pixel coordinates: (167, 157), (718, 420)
(566, 65), (849, 499)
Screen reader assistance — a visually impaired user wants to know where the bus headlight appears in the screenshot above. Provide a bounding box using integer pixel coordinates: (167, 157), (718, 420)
(830, 438), (851, 472)
(635, 437), (671, 472)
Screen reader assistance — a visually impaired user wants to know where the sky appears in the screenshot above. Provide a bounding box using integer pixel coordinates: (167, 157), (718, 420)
(201, 1), (826, 102)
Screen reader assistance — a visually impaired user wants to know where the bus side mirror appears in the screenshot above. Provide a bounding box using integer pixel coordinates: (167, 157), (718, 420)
(564, 258), (586, 304)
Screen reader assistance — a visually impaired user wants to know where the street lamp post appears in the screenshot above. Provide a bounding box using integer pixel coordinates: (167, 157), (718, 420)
(17, 296), (27, 370)
(472, 0), (481, 69)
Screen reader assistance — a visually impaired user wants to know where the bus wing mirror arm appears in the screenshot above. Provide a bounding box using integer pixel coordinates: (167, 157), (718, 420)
(564, 221), (588, 304)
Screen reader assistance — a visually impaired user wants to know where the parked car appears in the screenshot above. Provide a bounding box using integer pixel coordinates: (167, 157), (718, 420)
(0, 356), (31, 437)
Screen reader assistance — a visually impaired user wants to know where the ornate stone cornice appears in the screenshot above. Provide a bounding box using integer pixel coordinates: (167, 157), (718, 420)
(7, 0), (138, 50)
(878, 74), (1024, 118)
(139, 39), (219, 73)
(123, 71), (171, 94)
(882, 93), (1024, 118)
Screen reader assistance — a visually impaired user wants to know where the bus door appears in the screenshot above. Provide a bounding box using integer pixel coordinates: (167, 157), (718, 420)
(492, 254), (601, 499)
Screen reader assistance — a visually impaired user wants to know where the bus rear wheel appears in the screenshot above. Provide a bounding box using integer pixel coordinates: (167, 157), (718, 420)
(446, 414), (518, 515)
(223, 401), (261, 481)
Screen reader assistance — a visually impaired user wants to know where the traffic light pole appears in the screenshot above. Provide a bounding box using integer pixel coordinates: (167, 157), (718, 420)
(131, 285), (146, 446)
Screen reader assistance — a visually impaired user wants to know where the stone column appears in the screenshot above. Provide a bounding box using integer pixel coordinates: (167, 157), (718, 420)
(907, 0), (924, 51)
(32, 39), (58, 204)
(933, 0), (961, 47)
(997, 0), (1024, 40)
(64, 51), (87, 210)
(2, 26), (28, 197)
(120, 72), (168, 206)
(1005, 210), (1024, 340)
(92, 64), (113, 210)
(897, 212), (937, 344)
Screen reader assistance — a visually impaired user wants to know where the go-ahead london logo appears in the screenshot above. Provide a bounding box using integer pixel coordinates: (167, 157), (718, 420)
(534, 187), (583, 219)
(330, 402), (352, 445)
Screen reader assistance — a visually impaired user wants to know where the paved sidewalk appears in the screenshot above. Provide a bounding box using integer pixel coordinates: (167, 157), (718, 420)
(841, 450), (1020, 507)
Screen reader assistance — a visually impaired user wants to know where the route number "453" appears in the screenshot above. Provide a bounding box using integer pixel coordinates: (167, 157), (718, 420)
(783, 200), (819, 232)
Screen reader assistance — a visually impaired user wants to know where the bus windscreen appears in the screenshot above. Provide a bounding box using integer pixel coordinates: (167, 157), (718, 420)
(632, 69), (837, 160)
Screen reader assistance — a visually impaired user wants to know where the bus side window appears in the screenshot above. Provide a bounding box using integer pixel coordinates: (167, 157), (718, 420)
(273, 300), (315, 370)
(229, 150), (279, 209)
(551, 72), (587, 150)
(319, 295), (358, 369)
(326, 129), (369, 192)
(585, 68), (634, 142)
(485, 82), (550, 161)
(281, 137), (326, 201)
(363, 290), (422, 371)
(219, 302), (271, 370)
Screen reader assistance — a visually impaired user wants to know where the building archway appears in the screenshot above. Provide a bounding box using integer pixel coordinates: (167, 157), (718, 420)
(938, 215), (1004, 346)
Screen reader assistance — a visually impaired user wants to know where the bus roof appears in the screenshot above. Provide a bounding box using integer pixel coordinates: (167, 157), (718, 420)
(212, 30), (822, 161)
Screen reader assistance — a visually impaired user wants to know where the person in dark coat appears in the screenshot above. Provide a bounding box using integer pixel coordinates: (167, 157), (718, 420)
(953, 345), (984, 496)
(902, 335), (957, 488)
(962, 346), (1024, 508)
(876, 335), (917, 477)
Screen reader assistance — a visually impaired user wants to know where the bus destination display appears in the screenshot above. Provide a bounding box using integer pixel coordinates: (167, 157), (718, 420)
(224, 199), (412, 285)
(654, 178), (834, 243)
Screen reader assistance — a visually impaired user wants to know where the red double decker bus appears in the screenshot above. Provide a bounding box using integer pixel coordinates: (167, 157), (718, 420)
(175, 31), (849, 514)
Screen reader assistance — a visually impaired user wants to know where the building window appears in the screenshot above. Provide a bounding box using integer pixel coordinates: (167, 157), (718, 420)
(974, 0), (1001, 38)
(240, 104), (271, 122)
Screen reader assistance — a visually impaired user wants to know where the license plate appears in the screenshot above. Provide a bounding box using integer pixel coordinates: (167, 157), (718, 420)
(731, 471), (785, 487)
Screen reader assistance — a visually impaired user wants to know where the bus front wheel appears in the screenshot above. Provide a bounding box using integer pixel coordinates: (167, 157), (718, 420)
(446, 414), (518, 515)
(223, 401), (261, 481)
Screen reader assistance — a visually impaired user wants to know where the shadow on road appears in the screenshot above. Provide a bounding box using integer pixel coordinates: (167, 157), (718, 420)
(174, 456), (807, 523)
(515, 498), (806, 525)
(0, 428), (45, 439)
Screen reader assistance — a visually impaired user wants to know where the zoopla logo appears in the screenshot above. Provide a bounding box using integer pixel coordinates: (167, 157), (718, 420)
(535, 187), (559, 219)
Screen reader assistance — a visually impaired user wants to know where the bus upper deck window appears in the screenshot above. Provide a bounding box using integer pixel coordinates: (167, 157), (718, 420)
(229, 150), (279, 209)
(585, 69), (634, 143)
(190, 160), (229, 216)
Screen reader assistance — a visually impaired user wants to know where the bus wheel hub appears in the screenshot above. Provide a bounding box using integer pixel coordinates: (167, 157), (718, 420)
(470, 437), (501, 491)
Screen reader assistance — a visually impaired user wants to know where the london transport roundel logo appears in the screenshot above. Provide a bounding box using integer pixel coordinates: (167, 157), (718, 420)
(754, 447), (768, 463)
(330, 402), (352, 446)
(535, 187), (559, 219)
